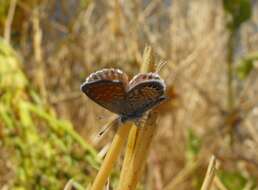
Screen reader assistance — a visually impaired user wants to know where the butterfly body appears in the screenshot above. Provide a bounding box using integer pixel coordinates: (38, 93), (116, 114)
(81, 68), (166, 123)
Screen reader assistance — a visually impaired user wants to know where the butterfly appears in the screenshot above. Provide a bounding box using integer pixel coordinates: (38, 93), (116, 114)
(80, 68), (166, 123)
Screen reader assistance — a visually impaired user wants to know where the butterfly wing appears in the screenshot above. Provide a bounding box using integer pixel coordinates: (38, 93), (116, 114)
(81, 68), (128, 114)
(125, 73), (166, 117)
(81, 80), (127, 114)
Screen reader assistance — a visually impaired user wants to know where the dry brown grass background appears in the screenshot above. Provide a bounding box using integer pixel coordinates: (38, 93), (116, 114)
(1, 0), (258, 189)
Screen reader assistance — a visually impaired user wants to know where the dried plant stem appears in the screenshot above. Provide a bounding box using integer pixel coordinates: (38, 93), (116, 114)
(163, 159), (201, 190)
(4, 0), (17, 43)
(141, 46), (156, 73)
(227, 32), (235, 112)
(119, 125), (138, 182)
(90, 121), (132, 190)
(63, 179), (85, 190)
(118, 114), (158, 190)
(32, 7), (46, 99)
(117, 46), (157, 190)
(200, 155), (217, 190)
(214, 176), (228, 190)
(64, 179), (73, 190)
(226, 31), (237, 144)
(109, 0), (123, 36)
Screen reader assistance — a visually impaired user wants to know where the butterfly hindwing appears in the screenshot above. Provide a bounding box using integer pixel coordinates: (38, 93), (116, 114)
(125, 73), (166, 116)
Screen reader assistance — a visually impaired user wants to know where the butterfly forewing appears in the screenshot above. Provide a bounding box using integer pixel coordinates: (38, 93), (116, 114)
(81, 69), (128, 114)
(86, 68), (129, 86)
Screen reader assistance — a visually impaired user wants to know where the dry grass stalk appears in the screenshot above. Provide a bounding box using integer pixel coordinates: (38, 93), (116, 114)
(141, 46), (156, 73)
(118, 114), (158, 190)
(163, 159), (201, 190)
(90, 119), (132, 190)
(117, 46), (159, 190)
(109, 0), (123, 37)
(4, 0), (17, 43)
(64, 179), (73, 190)
(200, 155), (217, 190)
(32, 6), (46, 99)
(118, 124), (138, 183)
(214, 176), (229, 190)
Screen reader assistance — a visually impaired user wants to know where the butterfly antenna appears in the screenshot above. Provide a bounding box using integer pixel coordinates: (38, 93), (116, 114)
(98, 117), (119, 137)
(155, 60), (167, 73)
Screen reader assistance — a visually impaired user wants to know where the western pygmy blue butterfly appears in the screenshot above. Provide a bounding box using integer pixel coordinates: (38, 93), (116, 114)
(80, 68), (166, 123)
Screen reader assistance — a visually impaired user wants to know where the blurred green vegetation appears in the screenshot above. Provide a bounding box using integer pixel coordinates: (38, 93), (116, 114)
(218, 170), (256, 190)
(0, 38), (100, 189)
(236, 53), (258, 80)
(223, 0), (252, 31)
